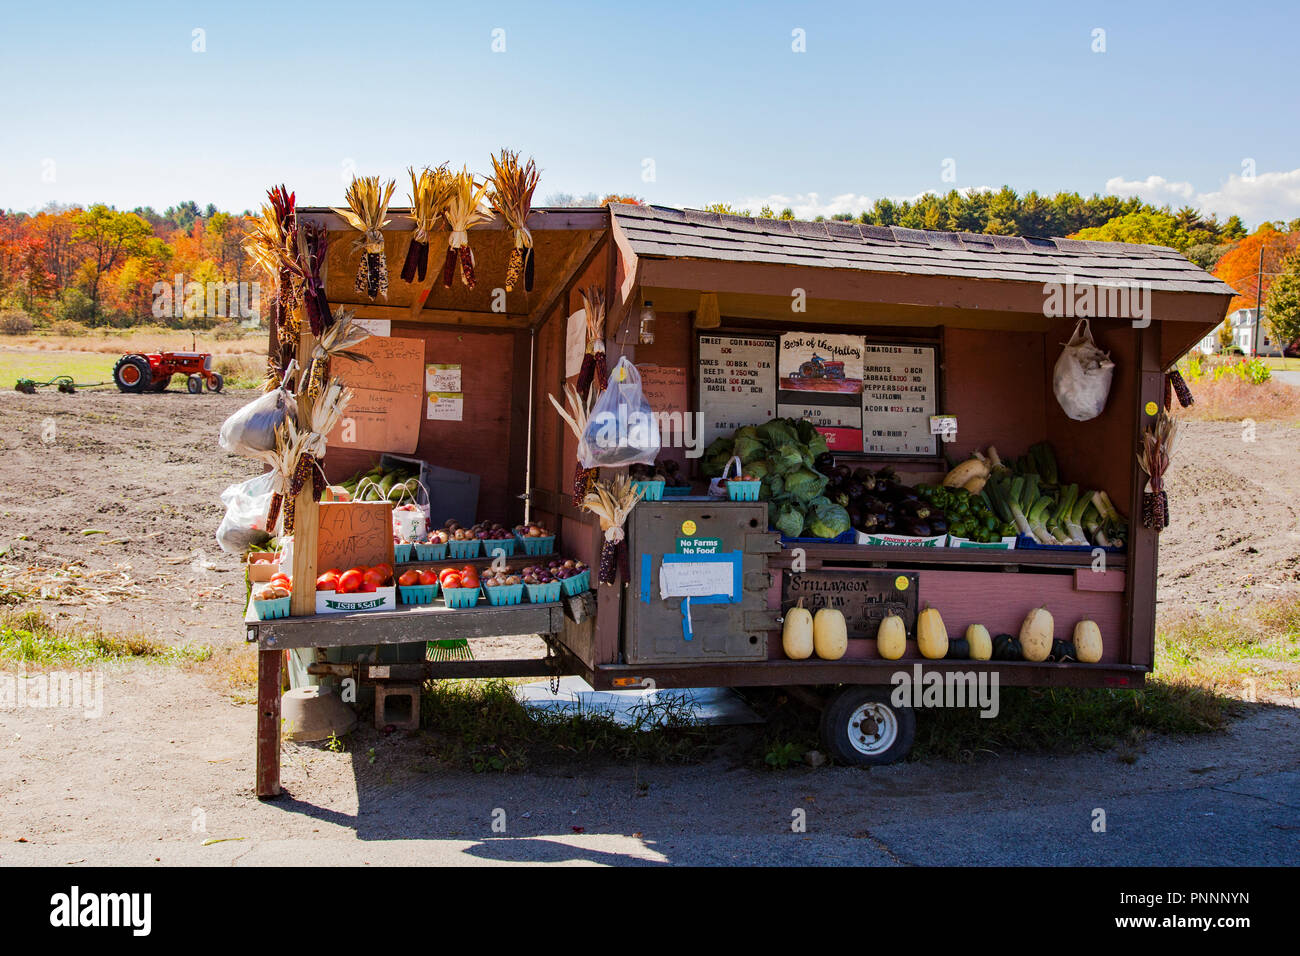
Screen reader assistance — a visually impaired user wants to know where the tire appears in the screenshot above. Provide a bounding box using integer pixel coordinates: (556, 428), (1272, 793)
(151, 375), (171, 392)
(113, 354), (151, 393)
(819, 685), (915, 766)
(186, 374), (203, 394)
(209, 372), (224, 393)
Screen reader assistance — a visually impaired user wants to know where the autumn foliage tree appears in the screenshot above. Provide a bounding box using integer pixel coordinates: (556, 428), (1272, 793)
(1212, 223), (1300, 314)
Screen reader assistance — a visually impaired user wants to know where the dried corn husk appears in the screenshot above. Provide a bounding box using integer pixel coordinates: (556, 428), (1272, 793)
(441, 167), (491, 288)
(333, 176), (395, 300)
(1137, 411), (1178, 531)
(305, 308), (372, 404)
(576, 285), (608, 398)
(488, 150), (540, 291)
(582, 476), (644, 584)
(548, 384), (599, 505)
(401, 164), (452, 283)
(242, 186), (297, 378)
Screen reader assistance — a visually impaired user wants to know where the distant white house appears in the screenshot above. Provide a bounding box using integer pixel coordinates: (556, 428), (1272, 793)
(1196, 308), (1288, 356)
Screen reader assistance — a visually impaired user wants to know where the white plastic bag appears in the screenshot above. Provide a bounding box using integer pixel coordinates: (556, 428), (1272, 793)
(708, 456), (744, 498)
(219, 387), (296, 459)
(579, 356), (661, 468)
(215, 471), (277, 554)
(1053, 319), (1115, 421)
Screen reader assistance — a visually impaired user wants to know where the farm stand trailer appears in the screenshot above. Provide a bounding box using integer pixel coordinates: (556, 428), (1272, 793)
(246, 201), (1232, 796)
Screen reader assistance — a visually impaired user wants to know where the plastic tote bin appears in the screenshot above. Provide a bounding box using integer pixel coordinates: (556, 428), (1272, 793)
(252, 595), (291, 620)
(525, 580), (563, 604)
(632, 480), (665, 502)
(398, 583), (439, 605)
(727, 480), (761, 501)
(414, 541), (447, 561)
(447, 538), (482, 559)
(484, 582), (524, 606)
(560, 569), (591, 596)
(442, 585), (481, 609)
(518, 534), (556, 556)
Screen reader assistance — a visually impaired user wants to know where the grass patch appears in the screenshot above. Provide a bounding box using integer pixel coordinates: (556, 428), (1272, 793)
(1180, 377), (1300, 421)
(0, 608), (210, 667)
(1156, 598), (1300, 700)
(420, 679), (713, 772)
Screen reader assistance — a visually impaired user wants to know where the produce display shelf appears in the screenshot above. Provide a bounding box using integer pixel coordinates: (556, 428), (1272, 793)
(773, 542), (1126, 571)
(244, 600), (566, 650)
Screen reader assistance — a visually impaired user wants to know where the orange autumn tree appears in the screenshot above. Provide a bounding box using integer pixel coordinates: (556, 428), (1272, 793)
(1213, 223), (1300, 314)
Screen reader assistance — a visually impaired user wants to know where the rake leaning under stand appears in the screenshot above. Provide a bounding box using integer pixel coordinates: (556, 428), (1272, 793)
(427, 638), (473, 661)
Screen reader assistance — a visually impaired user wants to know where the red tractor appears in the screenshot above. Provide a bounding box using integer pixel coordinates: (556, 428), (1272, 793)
(112, 352), (224, 394)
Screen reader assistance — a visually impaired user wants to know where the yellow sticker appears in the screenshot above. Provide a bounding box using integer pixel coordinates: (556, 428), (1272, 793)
(1145, 401), (1158, 416)
(681, 520), (697, 535)
(895, 575), (909, 591)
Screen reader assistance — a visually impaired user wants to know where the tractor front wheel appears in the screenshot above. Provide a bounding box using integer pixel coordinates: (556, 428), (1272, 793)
(186, 374), (204, 394)
(208, 372), (224, 393)
(113, 355), (151, 394)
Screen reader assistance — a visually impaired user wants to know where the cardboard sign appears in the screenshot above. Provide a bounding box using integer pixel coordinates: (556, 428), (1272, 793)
(783, 569), (919, 638)
(637, 364), (687, 413)
(566, 310), (587, 378)
(327, 335), (425, 453)
(316, 501), (396, 574)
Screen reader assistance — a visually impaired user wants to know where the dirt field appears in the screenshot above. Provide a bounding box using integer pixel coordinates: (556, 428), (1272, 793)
(0, 387), (1296, 863)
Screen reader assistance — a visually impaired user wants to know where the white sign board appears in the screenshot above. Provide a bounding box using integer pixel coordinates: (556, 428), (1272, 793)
(698, 334), (777, 446)
(659, 561), (735, 600)
(861, 344), (938, 455)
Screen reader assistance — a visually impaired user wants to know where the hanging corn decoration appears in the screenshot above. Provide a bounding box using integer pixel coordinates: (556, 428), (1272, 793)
(242, 186), (297, 382)
(441, 167), (491, 289)
(582, 477), (644, 584)
(280, 379), (355, 535)
(1168, 369), (1194, 408)
(547, 383), (599, 507)
(488, 149), (540, 292)
(292, 221), (332, 337)
(332, 175), (395, 301)
(1137, 411), (1178, 532)
(306, 308), (372, 405)
(576, 285), (608, 400)
(401, 165), (451, 283)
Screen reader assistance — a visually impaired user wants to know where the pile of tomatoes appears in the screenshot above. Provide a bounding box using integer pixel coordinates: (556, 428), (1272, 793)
(426, 565), (482, 590)
(315, 563), (394, 594)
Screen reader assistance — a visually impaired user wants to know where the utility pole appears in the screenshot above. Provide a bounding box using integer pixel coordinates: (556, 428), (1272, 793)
(1254, 244), (1264, 356)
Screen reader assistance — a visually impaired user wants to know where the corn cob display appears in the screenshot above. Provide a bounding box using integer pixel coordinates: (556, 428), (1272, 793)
(441, 167), (491, 288)
(401, 164), (451, 283)
(1137, 411), (1177, 532)
(547, 383), (597, 507)
(582, 477), (644, 584)
(305, 308), (372, 405)
(488, 149), (540, 292)
(332, 176), (395, 301)
(1168, 369), (1194, 408)
(242, 186), (297, 380)
(576, 285), (607, 399)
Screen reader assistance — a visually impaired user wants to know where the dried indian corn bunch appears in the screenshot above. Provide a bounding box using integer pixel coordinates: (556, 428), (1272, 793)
(441, 166), (491, 289)
(242, 186), (297, 379)
(401, 164), (451, 283)
(306, 308), (372, 404)
(488, 149), (539, 292)
(1168, 369), (1194, 408)
(1137, 411), (1178, 532)
(291, 221), (332, 337)
(547, 383), (598, 506)
(333, 175), (395, 301)
(582, 477), (644, 584)
(576, 285), (607, 399)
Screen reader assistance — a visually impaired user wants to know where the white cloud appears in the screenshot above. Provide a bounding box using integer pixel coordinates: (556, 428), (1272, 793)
(732, 186), (993, 220)
(1104, 169), (1300, 225)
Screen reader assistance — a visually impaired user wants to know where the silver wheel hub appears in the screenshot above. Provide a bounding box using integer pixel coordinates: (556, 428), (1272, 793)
(847, 701), (898, 756)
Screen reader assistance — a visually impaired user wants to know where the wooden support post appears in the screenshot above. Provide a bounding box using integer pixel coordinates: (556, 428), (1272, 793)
(1125, 323), (1163, 669)
(289, 320), (320, 617)
(256, 647), (283, 798)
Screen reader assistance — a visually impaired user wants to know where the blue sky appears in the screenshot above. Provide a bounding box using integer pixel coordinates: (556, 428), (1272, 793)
(3, 0), (1297, 223)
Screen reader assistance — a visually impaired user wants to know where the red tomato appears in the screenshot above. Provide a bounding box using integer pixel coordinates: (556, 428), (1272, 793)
(460, 573), (480, 589)
(438, 568), (461, 587)
(460, 565), (476, 577)
(322, 568), (342, 578)
(418, 569), (438, 586)
(398, 570), (420, 587)
(315, 572), (338, 591)
(372, 563), (393, 582)
(337, 569), (363, 594)
(362, 568), (387, 590)
(269, 574), (292, 590)
(441, 572), (462, 590)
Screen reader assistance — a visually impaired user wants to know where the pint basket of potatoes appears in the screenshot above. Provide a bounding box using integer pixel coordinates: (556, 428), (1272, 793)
(482, 568), (525, 606)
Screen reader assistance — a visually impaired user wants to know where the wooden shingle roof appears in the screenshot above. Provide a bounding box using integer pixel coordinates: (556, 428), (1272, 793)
(610, 204), (1235, 296)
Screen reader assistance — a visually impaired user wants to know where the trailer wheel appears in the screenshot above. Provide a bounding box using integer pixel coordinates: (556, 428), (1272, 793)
(113, 354), (151, 393)
(209, 372), (224, 393)
(820, 686), (915, 766)
(187, 374), (204, 394)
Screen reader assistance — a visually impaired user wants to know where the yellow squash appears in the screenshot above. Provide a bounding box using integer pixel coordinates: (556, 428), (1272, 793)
(965, 623), (992, 661)
(917, 606), (948, 660)
(877, 614), (906, 660)
(813, 607), (848, 660)
(1019, 606), (1054, 662)
(1073, 620), (1103, 663)
(782, 598), (814, 660)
